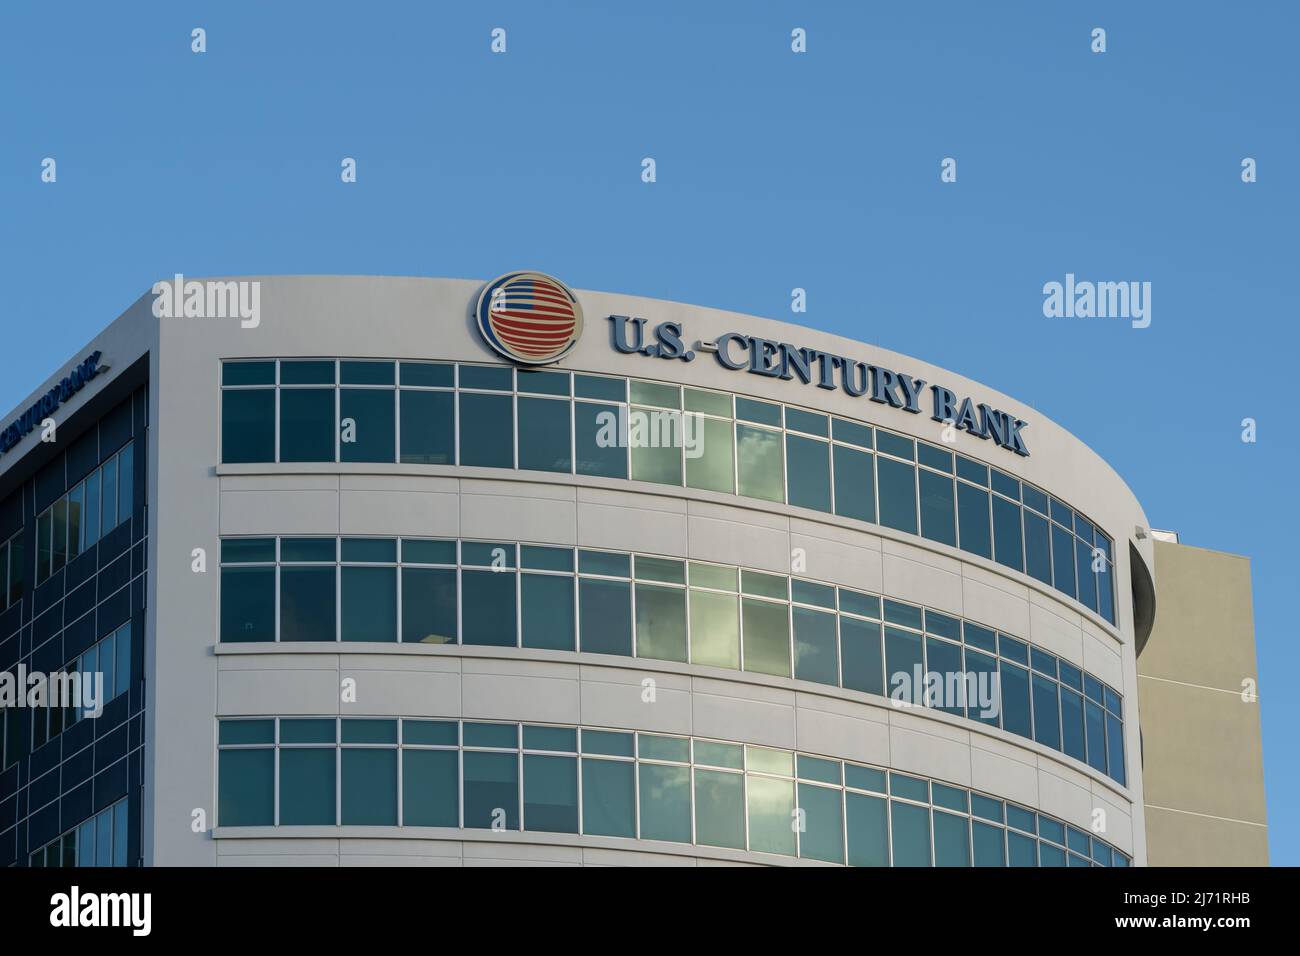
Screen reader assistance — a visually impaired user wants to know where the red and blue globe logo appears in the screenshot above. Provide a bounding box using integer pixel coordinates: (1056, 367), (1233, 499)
(475, 271), (584, 365)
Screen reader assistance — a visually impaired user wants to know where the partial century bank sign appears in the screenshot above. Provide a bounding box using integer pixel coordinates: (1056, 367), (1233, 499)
(476, 272), (1030, 457)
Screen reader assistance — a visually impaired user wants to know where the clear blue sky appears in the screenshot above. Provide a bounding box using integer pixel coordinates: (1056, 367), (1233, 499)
(2, 2), (1294, 862)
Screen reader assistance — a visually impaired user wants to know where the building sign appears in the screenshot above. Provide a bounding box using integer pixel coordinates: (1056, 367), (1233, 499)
(0, 351), (105, 458)
(475, 272), (584, 365)
(608, 317), (1030, 457)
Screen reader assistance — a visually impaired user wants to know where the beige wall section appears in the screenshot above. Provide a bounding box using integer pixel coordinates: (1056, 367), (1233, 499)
(1138, 540), (1268, 866)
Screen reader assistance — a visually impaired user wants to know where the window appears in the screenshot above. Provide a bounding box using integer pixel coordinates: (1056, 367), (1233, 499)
(31, 798), (129, 868)
(213, 537), (1129, 785)
(218, 360), (1121, 626)
(214, 719), (1131, 865)
(785, 433), (831, 513)
(518, 396), (572, 473)
(459, 392), (514, 468)
(32, 441), (134, 586)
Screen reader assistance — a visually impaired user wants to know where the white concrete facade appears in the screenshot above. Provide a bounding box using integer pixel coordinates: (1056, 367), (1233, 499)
(0, 275), (1154, 865)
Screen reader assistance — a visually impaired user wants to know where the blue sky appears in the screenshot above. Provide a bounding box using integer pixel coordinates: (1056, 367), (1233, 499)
(2, 2), (1295, 862)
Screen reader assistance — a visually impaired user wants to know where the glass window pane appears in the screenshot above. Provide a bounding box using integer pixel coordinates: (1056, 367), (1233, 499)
(280, 566), (336, 642)
(747, 774), (796, 856)
(281, 360), (335, 384)
(341, 360), (394, 385)
(689, 589), (740, 669)
(222, 390), (275, 463)
(684, 388), (731, 416)
(793, 607), (838, 686)
(341, 749), (397, 825)
(574, 402), (627, 478)
(1076, 539), (1099, 612)
(832, 417), (872, 448)
(340, 389), (395, 463)
(1098, 561), (1115, 624)
(281, 538), (335, 562)
(83, 470), (100, 548)
(517, 369), (569, 396)
(1008, 831), (1037, 867)
(798, 783), (844, 863)
(685, 415), (734, 494)
(973, 821), (1006, 866)
(638, 763), (691, 843)
(1061, 687), (1086, 762)
(459, 393), (514, 468)
(1023, 511), (1052, 585)
(581, 758), (636, 838)
(114, 625), (131, 698)
(218, 749), (273, 825)
(630, 380), (680, 408)
(523, 754), (578, 833)
(925, 638), (964, 716)
(877, 457), (917, 534)
(1106, 712), (1126, 786)
(840, 617), (883, 696)
(635, 582), (687, 662)
(785, 407), (828, 436)
(786, 434), (831, 512)
(992, 496), (1024, 572)
(957, 483), (992, 559)
(736, 425), (783, 502)
(223, 361), (275, 386)
(101, 457), (118, 531)
(579, 578), (632, 656)
(52, 499), (67, 572)
(1032, 674), (1062, 750)
(464, 751), (518, 830)
(459, 365), (512, 390)
(1000, 662), (1032, 739)
(846, 791), (889, 866)
(280, 749), (336, 824)
(934, 811), (971, 866)
(461, 569), (517, 646)
(742, 598), (790, 677)
(279, 389), (335, 462)
(1085, 699), (1108, 774)
(582, 729), (634, 757)
(875, 430), (914, 460)
(1051, 523), (1077, 599)
(918, 470), (956, 546)
(341, 566), (397, 642)
(402, 749), (458, 827)
(221, 567), (275, 642)
(890, 801), (931, 866)
(67, 484), (83, 560)
(400, 362), (453, 387)
(630, 409), (683, 485)
(571, 373), (624, 402)
(735, 397), (781, 426)
(522, 573), (575, 651)
(401, 567), (457, 644)
(523, 726), (577, 752)
(635, 555), (685, 584)
(399, 390), (455, 464)
(694, 769), (745, 850)
(885, 626), (923, 706)
(518, 397), (572, 473)
(222, 538), (275, 563)
(832, 445), (875, 523)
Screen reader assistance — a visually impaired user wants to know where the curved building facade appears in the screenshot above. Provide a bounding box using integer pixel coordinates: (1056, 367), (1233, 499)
(1, 274), (1168, 867)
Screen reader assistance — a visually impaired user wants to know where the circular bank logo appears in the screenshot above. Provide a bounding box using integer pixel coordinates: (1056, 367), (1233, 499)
(475, 271), (584, 365)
